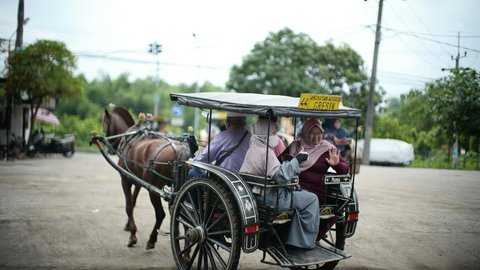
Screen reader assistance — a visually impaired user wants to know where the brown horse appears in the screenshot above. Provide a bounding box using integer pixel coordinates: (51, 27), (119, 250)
(102, 106), (191, 249)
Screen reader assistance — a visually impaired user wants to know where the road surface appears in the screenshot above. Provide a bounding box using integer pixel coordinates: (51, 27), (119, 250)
(1, 152), (479, 269)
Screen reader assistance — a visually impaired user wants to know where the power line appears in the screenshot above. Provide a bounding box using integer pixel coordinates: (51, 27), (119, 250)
(382, 27), (480, 53)
(394, 30), (441, 68)
(376, 70), (433, 82)
(405, 1), (451, 57)
(76, 53), (230, 70)
(386, 1), (450, 67)
(328, 25), (372, 41)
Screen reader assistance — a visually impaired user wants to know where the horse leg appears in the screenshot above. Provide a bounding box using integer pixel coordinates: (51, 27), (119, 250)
(132, 185), (141, 208)
(146, 191), (165, 250)
(121, 177), (138, 247)
(182, 225), (192, 262)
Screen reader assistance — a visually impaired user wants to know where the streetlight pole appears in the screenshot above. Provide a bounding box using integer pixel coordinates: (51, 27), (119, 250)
(193, 33), (200, 137)
(148, 42), (162, 117)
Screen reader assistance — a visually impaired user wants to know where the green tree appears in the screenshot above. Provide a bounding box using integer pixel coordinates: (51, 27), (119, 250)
(388, 89), (434, 131)
(226, 27), (381, 119)
(426, 68), (480, 149)
(9, 39), (82, 143)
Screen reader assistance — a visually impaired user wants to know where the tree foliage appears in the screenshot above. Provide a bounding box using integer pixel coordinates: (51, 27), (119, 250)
(226, 28), (381, 118)
(426, 69), (480, 143)
(375, 68), (480, 169)
(55, 73), (225, 147)
(9, 39), (83, 142)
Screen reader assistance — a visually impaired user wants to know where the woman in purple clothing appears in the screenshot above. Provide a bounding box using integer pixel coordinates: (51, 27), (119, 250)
(283, 118), (349, 241)
(285, 118), (349, 202)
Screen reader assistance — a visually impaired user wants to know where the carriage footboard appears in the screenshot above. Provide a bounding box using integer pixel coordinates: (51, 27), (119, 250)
(263, 241), (351, 268)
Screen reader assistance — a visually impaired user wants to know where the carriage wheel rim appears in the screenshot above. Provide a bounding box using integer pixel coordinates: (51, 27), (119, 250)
(170, 178), (241, 270)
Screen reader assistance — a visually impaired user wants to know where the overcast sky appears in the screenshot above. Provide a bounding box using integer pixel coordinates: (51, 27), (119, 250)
(1, 0), (479, 99)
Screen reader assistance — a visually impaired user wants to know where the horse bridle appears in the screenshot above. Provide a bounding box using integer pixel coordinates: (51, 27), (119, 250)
(104, 114), (122, 153)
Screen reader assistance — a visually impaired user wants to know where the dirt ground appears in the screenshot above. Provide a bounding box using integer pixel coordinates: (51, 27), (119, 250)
(1, 152), (479, 269)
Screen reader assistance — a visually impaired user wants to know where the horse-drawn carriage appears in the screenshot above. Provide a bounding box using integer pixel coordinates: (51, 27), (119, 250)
(90, 92), (360, 269)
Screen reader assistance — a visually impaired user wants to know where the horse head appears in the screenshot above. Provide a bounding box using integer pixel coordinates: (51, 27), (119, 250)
(102, 106), (135, 154)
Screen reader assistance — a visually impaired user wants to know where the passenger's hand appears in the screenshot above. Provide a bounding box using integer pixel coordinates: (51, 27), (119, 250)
(295, 150), (309, 164)
(326, 148), (340, 166)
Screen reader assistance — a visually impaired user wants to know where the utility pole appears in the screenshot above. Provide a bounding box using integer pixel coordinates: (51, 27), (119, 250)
(5, 0), (26, 159)
(148, 42), (162, 117)
(363, 0), (383, 165)
(15, 0), (25, 49)
(446, 32), (467, 169)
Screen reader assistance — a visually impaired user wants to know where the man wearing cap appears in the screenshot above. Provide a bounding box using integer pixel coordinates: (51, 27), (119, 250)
(188, 112), (251, 178)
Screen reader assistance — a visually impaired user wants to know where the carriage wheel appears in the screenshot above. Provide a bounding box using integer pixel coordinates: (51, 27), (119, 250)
(170, 177), (241, 270)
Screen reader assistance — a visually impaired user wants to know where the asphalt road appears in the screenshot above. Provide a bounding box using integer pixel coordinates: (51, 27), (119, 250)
(1, 152), (479, 270)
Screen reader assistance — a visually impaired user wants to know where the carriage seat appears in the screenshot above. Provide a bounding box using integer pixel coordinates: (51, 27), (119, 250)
(239, 172), (298, 225)
(239, 172), (299, 188)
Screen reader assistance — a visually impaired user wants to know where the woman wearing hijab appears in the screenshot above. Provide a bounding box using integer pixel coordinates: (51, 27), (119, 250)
(283, 118), (350, 241)
(240, 118), (319, 250)
(285, 118), (350, 202)
(252, 116), (285, 157)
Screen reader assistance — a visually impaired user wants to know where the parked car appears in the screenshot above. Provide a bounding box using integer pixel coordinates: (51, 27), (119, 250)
(357, 138), (414, 166)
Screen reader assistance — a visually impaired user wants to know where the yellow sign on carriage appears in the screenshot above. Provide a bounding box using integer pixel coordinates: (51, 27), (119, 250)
(297, 93), (342, 110)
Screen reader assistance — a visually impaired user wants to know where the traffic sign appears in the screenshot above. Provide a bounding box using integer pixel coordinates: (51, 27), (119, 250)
(171, 104), (184, 116)
(297, 93), (341, 110)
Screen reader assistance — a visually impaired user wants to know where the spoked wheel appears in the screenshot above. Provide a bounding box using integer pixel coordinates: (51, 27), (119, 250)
(170, 177), (241, 270)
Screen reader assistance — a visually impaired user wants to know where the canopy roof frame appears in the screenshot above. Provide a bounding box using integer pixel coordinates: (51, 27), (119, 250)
(170, 92), (361, 119)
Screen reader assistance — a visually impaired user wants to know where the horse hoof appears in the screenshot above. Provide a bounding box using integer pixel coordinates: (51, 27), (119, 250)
(127, 239), (137, 247)
(146, 241), (155, 250)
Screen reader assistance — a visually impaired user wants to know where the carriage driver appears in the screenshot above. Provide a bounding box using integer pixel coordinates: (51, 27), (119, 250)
(187, 112), (252, 179)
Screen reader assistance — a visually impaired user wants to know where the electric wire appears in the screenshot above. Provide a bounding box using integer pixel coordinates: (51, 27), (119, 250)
(386, 0), (450, 67)
(382, 27), (480, 53)
(405, 1), (451, 57)
(76, 53), (230, 70)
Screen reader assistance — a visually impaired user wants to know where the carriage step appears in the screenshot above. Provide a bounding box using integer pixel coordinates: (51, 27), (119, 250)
(263, 241), (351, 268)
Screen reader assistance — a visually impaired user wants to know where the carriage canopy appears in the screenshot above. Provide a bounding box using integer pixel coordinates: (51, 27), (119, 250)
(170, 92), (361, 119)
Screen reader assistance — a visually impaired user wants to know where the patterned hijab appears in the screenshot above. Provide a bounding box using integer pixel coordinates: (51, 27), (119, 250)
(289, 118), (334, 172)
(240, 119), (280, 177)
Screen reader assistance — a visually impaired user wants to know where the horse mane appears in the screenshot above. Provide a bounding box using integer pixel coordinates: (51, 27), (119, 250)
(113, 107), (135, 127)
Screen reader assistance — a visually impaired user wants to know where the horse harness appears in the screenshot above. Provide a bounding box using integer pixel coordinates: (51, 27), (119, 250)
(104, 115), (122, 151)
(116, 129), (189, 183)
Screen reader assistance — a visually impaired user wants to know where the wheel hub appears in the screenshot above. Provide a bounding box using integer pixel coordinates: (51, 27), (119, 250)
(185, 226), (206, 243)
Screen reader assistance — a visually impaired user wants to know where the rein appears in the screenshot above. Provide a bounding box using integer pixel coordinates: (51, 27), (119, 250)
(115, 129), (187, 183)
(103, 109), (190, 184)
